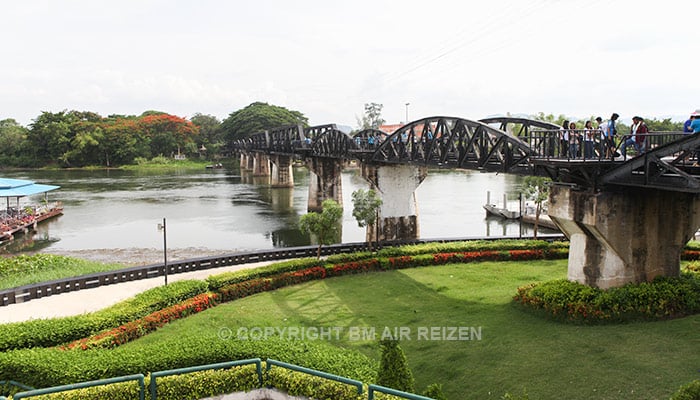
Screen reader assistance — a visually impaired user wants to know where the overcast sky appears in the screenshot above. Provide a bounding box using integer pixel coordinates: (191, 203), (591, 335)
(2, 0), (698, 128)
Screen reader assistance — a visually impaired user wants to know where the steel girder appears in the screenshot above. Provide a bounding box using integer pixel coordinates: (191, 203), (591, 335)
(267, 124), (306, 154)
(310, 128), (358, 159)
(369, 116), (533, 173)
(599, 132), (700, 193)
(479, 117), (560, 138)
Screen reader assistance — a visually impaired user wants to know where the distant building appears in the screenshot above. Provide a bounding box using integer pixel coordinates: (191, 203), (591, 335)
(377, 124), (403, 134)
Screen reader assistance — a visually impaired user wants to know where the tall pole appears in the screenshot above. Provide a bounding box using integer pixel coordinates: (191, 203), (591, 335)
(405, 103), (410, 123)
(158, 218), (168, 286)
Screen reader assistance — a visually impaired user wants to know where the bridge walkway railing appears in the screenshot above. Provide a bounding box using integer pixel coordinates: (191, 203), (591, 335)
(527, 130), (691, 163)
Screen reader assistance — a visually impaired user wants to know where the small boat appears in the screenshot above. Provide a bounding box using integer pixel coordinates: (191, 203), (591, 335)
(205, 163), (224, 169)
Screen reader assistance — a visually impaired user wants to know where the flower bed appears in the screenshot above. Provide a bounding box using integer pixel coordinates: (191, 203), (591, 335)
(61, 293), (219, 350)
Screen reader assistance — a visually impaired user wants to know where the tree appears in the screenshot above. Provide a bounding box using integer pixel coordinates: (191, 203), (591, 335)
(0, 119), (30, 166)
(220, 102), (308, 144)
(357, 102), (385, 130)
(298, 199), (343, 259)
(377, 339), (415, 393)
(191, 113), (223, 158)
(351, 188), (382, 250)
(521, 176), (551, 239)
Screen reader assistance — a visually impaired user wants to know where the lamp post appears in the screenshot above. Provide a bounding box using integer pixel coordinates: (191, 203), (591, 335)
(157, 217), (168, 285)
(405, 103), (410, 123)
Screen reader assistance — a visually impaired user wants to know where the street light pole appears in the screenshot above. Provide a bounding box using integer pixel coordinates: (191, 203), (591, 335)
(158, 217), (168, 285)
(405, 103), (410, 123)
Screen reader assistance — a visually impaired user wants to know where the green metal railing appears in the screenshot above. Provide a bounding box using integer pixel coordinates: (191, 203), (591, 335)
(12, 374), (145, 400)
(266, 358), (364, 395)
(148, 358), (262, 400)
(368, 383), (434, 400)
(0, 380), (34, 398)
(5, 359), (435, 400)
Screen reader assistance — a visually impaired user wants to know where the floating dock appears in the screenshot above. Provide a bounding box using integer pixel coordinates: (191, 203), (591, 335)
(483, 191), (559, 231)
(0, 178), (63, 244)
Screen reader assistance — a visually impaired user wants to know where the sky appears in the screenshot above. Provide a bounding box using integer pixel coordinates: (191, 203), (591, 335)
(1, 0), (699, 128)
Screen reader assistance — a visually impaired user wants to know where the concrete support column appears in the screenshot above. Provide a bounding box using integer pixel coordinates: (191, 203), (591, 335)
(252, 153), (270, 177)
(239, 153), (255, 171)
(270, 155), (294, 188)
(306, 157), (343, 212)
(361, 163), (427, 242)
(548, 185), (700, 289)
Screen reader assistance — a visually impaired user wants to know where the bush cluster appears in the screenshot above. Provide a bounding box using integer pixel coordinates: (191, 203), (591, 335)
(0, 280), (208, 351)
(513, 272), (700, 323)
(61, 293), (219, 350)
(670, 379), (700, 400)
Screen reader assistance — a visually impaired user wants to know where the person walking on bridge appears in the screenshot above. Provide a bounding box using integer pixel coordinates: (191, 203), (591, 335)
(621, 116), (647, 158)
(602, 113), (619, 158)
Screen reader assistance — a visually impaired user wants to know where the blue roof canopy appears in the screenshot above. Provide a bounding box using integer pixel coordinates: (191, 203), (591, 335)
(0, 178), (60, 198)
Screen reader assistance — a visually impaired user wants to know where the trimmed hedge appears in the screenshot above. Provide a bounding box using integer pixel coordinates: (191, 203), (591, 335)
(513, 272), (700, 323)
(0, 280), (208, 351)
(0, 335), (377, 389)
(265, 367), (365, 400)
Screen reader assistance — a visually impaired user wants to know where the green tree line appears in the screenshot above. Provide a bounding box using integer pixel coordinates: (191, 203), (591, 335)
(0, 102), (307, 168)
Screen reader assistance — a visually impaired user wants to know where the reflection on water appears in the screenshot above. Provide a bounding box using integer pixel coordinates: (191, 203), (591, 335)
(1, 164), (557, 258)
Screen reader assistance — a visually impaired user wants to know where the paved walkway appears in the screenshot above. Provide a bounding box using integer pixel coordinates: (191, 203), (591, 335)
(0, 261), (276, 324)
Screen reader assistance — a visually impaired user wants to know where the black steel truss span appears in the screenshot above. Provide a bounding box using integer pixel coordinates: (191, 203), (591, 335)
(479, 117), (561, 138)
(311, 127), (358, 158)
(233, 118), (700, 193)
(369, 116), (532, 173)
(600, 132), (700, 193)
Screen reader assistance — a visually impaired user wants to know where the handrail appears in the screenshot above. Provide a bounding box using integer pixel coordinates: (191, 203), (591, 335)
(0, 380), (34, 392)
(266, 358), (364, 394)
(0, 234), (565, 306)
(368, 383), (435, 400)
(149, 358), (262, 400)
(12, 374), (145, 400)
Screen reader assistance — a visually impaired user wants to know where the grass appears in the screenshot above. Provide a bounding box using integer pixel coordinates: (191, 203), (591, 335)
(120, 259), (700, 399)
(0, 254), (126, 290)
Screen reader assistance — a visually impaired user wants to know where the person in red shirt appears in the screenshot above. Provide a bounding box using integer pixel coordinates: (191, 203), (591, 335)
(634, 116), (649, 154)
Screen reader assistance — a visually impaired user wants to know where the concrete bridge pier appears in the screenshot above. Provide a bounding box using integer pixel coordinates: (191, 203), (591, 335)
(306, 158), (343, 212)
(548, 185), (700, 289)
(239, 153), (254, 171)
(362, 164), (427, 242)
(270, 155), (294, 188)
(252, 153), (270, 177)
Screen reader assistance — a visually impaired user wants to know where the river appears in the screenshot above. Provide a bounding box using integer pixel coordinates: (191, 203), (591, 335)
(0, 165), (555, 264)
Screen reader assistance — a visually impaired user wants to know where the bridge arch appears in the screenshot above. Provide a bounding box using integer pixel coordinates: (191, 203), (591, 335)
(370, 116), (532, 173)
(479, 116), (561, 138)
(310, 127), (358, 159)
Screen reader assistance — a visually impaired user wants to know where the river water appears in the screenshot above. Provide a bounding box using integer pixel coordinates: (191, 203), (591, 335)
(1, 165), (555, 264)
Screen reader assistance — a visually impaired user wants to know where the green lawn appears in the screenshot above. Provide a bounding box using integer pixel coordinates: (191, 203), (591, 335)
(0, 254), (126, 290)
(122, 260), (700, 399)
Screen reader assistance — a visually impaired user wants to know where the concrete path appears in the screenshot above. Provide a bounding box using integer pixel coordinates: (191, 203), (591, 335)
(0, 260), (276, 324)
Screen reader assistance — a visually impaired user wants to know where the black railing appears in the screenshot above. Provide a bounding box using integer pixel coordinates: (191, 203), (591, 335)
(528, 130), (690, 162)
(0, 235), (564, 307)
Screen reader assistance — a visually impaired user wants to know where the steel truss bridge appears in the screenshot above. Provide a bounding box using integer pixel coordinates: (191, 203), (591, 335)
(235, 116), (700, 193)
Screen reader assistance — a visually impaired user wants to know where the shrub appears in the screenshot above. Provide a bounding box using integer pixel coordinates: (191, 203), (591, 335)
(0, 335), (377, 389)
(61, 293), (219, 350)
(154, 365), (260, 400)
(265, 367), (364, 400)
(377, 340), (415, 393)
(671, 379), (700, 400)
(0, 280), (208, 351)
(423, 383), (447, 400)
(513, 273), (700, 323)
(205, 257), (325, 290)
